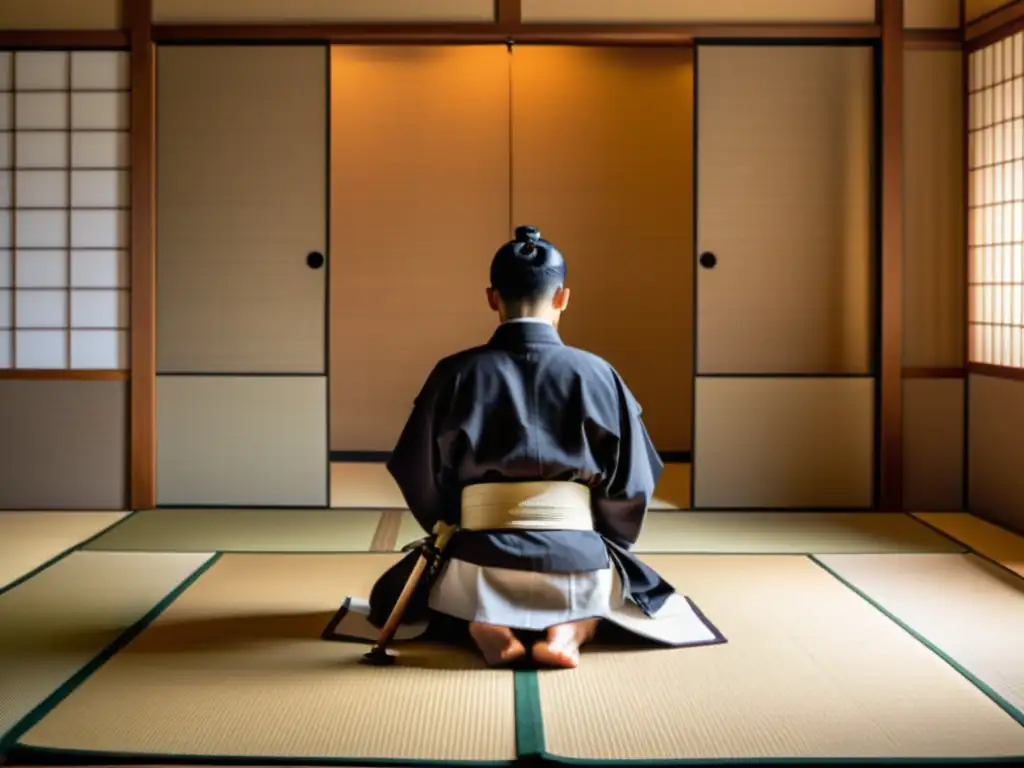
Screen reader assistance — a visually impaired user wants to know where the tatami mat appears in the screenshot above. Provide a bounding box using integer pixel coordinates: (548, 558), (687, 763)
(395, 510), (964, 554)
(14, 553), (518, 765)
(914, 512), (1024, 578)
(535, 554), (1024, 762)
(0, 512), (129, 590)
(332, 461), (692, 511)
(83, 508), (382, 553)
(816, 552), (1024, 723)
(0, 551), (214, 748)
(635, 511), (965, 553)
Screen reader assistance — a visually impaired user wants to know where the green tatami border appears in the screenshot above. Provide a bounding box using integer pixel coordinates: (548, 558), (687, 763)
(8, 541), (1024, 768)
(0, 550), (219, 757)
(0, 510), (142, 597)
(809, 555), (1024, 731)
(4, 549), (518, 768)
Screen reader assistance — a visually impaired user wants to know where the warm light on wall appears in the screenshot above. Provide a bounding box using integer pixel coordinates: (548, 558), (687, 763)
(968, 33), (1024, 369)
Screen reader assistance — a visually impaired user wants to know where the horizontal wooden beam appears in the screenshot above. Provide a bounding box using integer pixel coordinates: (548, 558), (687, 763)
(903, 28), (962, 49)
(965, 0), (1024, 48)
(0, 370), (129, 381)
(967, 362), (1024, 381)
(153, 22), (880, 45)
(902, 366), (966, 379)
(0, 30), (128, 48)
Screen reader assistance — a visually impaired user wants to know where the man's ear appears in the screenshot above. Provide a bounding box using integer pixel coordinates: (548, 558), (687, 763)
(486, 287), (500, 311)
(553, 287), (570, 311)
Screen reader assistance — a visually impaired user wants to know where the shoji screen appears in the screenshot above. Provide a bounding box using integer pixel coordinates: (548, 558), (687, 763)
(968, 34), (1024, 369)
(0, 51), (129, 371)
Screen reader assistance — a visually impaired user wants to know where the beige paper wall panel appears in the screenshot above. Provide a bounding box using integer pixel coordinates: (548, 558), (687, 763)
(0, 0), (121, 29)
(966, 0), (1014, 22)
(968, 375), (1024, 534)
(157, 376), (327, 506)
(903, 378), (964, 511)
(329, 46), (509, 452)
(0, 381), (126, 509)
(154, 0), (494, 23)
(696, 45), (874, 375)
(521, 0), (874, 23)
(157, 46), (326, 374)
(904, 0), (961, 28)
(511, 47), (693, 452)
(693, 377), (874, 508)
(904, 50), (965, 368)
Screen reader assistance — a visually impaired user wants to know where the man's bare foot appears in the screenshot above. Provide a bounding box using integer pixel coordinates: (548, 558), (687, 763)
(469, 622), (527, 667)
(532, 619), (599, 669)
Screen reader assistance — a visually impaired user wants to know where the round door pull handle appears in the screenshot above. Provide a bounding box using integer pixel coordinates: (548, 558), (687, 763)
(698, 251), (717, 269)
(306, 251), (325, 270)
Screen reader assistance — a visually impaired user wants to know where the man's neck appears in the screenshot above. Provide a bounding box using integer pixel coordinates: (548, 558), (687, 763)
(502, 316), (552, 325)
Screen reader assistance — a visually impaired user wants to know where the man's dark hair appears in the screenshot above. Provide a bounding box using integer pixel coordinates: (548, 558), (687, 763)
(490, 225), (567, 304)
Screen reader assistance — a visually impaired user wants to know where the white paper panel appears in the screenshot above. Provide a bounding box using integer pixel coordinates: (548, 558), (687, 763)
(15, 250), (67, 288)
(71, 249), (127, 287)
(70, 288), (126, 327)
(0, 288), (9, 326)
(16, 289), (66, 327)
(71, 52), (129, 90)
(14, 52), (69, 91)
(16, 210), (67, 248)
(0, 54), (11, 91)
(16, 170), (68, 207)
(0, 330), (9, 367)
(0, 212), (9, 247)
(16, 93), (68, 129)
(0, 251), (9, 287)
(16, 131), (67, 168)
(72, 131), (127, 168)
(71, 92), (128, 130)
(0, 170), (10, 207)
(15, 329), (65, 368)
(71, 170), (127, 207)
(70, 210), (126, 248)
(70, 328), (126, 368)
(0, 94), (11, 131)
(0, 132), (10, 168)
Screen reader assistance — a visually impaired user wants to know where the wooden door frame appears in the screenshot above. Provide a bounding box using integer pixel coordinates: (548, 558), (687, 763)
(0, 0), (964, 510)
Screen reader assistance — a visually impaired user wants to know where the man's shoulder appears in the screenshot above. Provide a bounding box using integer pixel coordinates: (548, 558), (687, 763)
(427, 341), (624, 390)
(558, 343), (617, 374)
(424, 345), (493, 384)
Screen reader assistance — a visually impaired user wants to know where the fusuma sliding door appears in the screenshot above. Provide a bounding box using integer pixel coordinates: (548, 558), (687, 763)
(693, 44), (876, 509)
(155, 46), (328, 507)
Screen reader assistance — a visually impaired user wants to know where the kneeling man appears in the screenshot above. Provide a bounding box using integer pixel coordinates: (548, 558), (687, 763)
(333, 226), (722, 668)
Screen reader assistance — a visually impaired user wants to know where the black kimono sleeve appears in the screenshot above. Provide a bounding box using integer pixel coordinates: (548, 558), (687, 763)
(385, 365), (454, 535)
(590, 374), (664, 550)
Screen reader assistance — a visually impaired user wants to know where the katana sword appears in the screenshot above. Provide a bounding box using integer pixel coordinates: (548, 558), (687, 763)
(361, 520), (458, 666)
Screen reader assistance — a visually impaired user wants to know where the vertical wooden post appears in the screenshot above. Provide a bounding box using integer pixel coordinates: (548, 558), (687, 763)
(126, 0), (156, 510)
(496, 0), (521, 32)
(879, 0), (905, 510)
